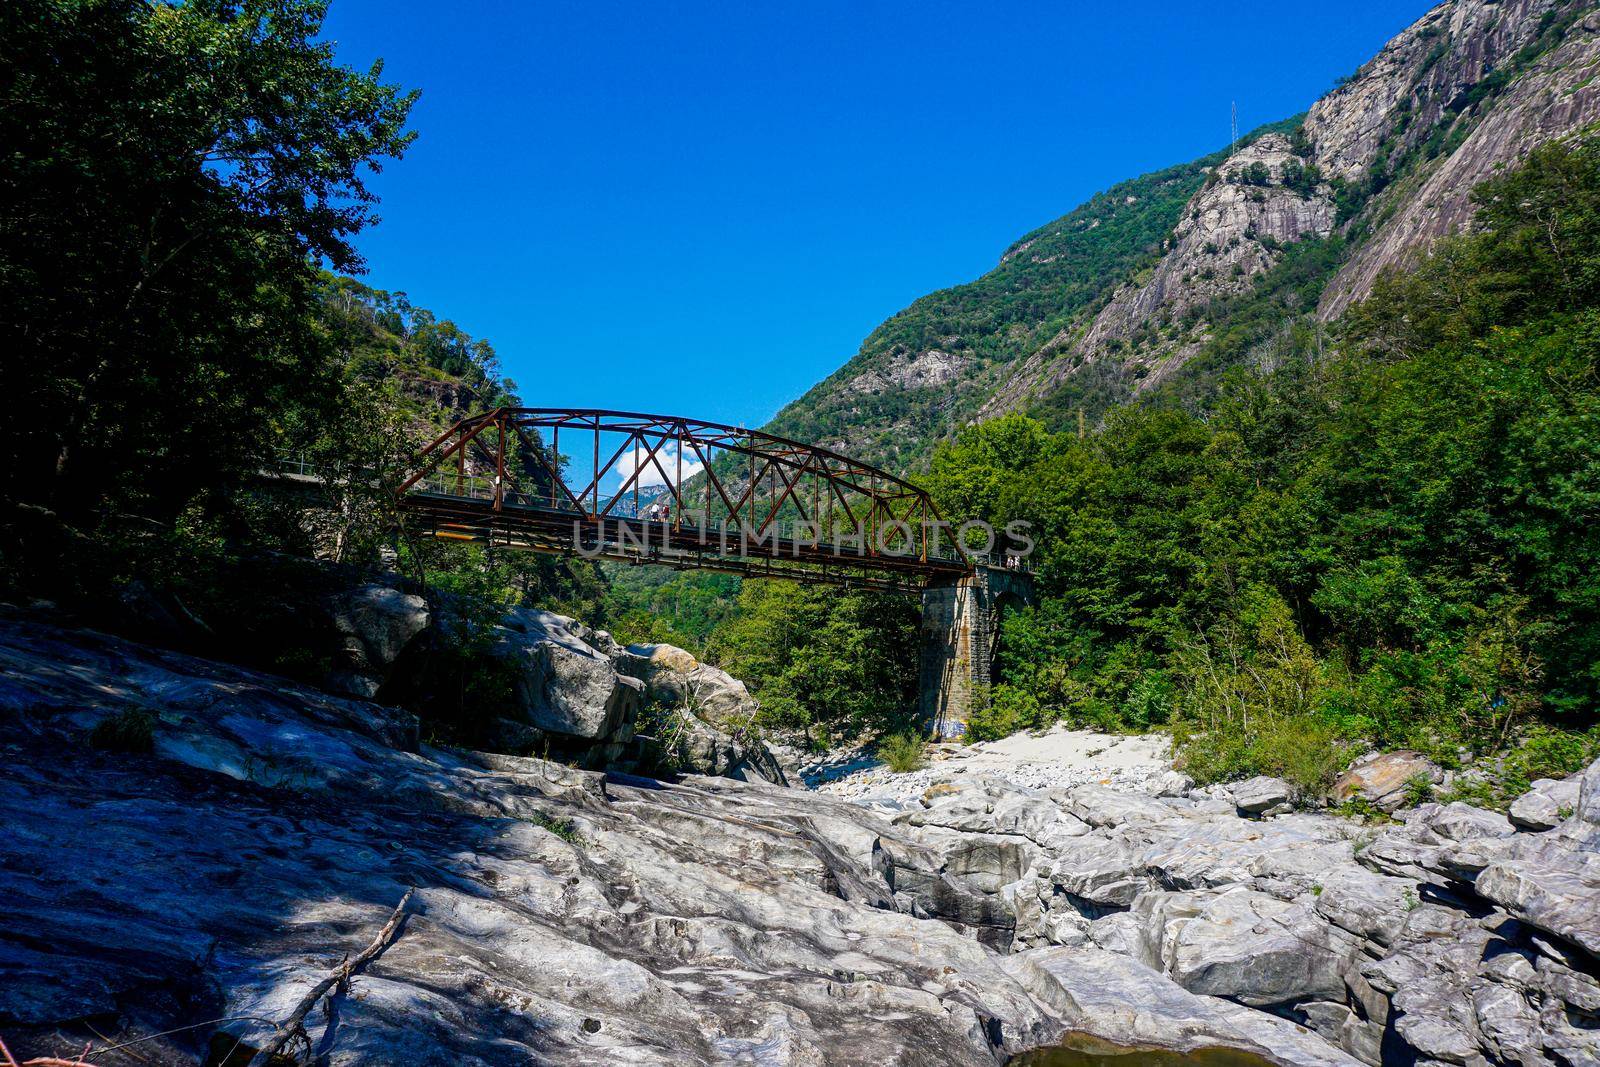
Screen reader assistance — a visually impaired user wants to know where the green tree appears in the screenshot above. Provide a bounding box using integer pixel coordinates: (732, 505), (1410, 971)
(0, 0), (417, 550)
(709, 580), (918, 747)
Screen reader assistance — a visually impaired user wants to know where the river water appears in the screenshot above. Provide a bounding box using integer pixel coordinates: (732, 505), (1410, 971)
(1010, 1033), (1277, 1066)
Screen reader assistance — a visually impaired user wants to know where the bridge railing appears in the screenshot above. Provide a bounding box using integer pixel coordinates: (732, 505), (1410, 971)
(405, 467), (972, 564)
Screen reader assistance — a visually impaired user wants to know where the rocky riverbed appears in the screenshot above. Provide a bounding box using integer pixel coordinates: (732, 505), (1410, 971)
(3, 611), (1599, 1066)
(807, 727), (1174, 811)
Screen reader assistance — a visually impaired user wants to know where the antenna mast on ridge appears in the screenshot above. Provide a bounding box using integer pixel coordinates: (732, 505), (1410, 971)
(1230, 100), (1238, 154)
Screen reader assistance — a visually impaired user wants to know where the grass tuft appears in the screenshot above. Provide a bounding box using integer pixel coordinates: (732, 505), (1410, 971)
(90, 708), (155, 754)
(879, 732), (928, 774)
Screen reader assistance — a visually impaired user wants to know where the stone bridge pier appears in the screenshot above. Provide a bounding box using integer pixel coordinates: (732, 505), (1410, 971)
(917, 566), (1037, 739)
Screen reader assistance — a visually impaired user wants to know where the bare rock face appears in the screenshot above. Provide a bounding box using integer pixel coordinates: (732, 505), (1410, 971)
(1228, 774), (1295, 816)
(1510, 776), (1582, 831)
(614, 642), (789, 783)
(976, 0), (1600, 424)
(617, 642), (760, 728)
(987, 134), (1334, 414)
(7, 613), (1600, 1066)
(1321, 5), (1600, 316)
(495, 607), (642, 741)
(0, 614), (1058, 1065)
(1301, 0), (1560, 185)
(840, 345), (972, 398)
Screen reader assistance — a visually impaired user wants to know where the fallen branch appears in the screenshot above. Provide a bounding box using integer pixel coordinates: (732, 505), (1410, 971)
(0, 1034), (97, 1067)
(245, 887), (415, 1067)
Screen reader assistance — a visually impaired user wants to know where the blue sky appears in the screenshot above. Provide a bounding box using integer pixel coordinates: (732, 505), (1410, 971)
(324, 0), (1425, 430)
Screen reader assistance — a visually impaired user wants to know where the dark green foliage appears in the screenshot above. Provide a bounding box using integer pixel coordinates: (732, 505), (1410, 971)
(1279, 160), (1324, 197)
(0, 0), (416, 542)
(878, 732), (928, 773)
(708, 580), (918, 747)
(1235, 161), (1272, 187)
(90, 708), (156, 754)
(322, 276), (516, 407)
(600, 567), (742, 652)
(924, 140), (1600, 792)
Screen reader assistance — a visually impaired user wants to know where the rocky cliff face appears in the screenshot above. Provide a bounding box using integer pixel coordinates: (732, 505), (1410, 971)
(1320, 4), (1600, 316)
(985, 134), (1338, 413)
(995, 0), (1600, 412)
(5, 613), (1600, 1066)
(772, 0), (1600, 464)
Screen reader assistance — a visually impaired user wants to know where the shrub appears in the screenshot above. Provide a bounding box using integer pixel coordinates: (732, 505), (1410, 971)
(879, 732), (928, 773)
(1175, 713), (1349, 797)
(1121, 672), (1176, 728)
(90, 708), (155, 754)
(1499, 724), (1600, 799)
(1402, 772), (1436, 807)
(964, 685), (1051, 741)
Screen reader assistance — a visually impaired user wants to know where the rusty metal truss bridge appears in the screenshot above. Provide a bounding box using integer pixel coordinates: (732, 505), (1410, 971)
(396, 408), (977, 591)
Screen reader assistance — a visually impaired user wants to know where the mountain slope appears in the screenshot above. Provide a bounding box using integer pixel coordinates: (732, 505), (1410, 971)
(759, 140), (1259, 467)
(766, 0), (1600, 471)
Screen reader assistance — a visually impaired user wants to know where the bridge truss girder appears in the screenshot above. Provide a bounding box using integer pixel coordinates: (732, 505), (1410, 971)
(397, 407), (972, 591)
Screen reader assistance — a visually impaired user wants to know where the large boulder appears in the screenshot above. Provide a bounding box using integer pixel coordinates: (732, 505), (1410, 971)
(616, 643), (759, 728)
(1005, 946), (1363, 1066)
(1154, 887), (1361, 1008)
(1053, 784), (1175, 828)
(643, 700), (790, 785)
(495, 608), (640, 741)
(324, 582), (429, 698)
(1576, 754), (1600, 851)
(1229, 775), (1294, 816)
(615, 642), (788, 784)
(1333, 751), (1442, 812)
(1509, 776), (1581, 832)
(0, 615), (1067, 1066)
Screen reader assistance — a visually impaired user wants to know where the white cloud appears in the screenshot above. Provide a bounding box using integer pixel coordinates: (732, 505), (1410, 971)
(613, 443), (705, 489)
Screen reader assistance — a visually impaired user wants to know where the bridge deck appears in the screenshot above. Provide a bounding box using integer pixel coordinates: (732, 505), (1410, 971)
(402, 490), (971, 592)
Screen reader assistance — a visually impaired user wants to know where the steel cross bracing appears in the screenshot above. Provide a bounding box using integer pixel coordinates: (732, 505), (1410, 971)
(396, 408), (974, 592)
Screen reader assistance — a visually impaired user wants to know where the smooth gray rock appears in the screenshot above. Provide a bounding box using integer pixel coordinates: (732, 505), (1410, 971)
(1229, 775), (1295, 816)
(615, 641), (787, 782)
(1576, 754), (1600, 850)
(495, 607), (637, 739)
(325, 582), (430, 697)
(1150, 769), (1195, 797)
(1054, 784), (1176, 827)
(1475, 855), (1600, 960)
(1161, 888), (1360, 1008)
(1509, 777), (1581, 832)
(1005, 946), (1362, 1066)
(1311, 864), (1419, 948)
(15, 604), (1600, 1067)
(1041, 837), (1146, 907)
(0, 615), (1059, 1065)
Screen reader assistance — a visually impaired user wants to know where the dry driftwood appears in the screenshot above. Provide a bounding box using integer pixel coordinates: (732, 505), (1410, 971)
(0, 1035), (98, 1067)
(244, 887), (415, 1067)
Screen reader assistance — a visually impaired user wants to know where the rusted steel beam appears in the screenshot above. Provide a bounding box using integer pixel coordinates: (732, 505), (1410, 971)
(399, 406), (976, 576)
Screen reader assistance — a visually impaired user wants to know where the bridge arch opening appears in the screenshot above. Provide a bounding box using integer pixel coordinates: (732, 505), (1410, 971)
(987, 589), (1028, 689)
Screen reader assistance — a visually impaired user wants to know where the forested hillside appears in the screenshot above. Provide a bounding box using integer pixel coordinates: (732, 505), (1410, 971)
(768, 0), (1600, 469)
(761, 145), (1235, 468)
(924, 139), (1600, 801)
